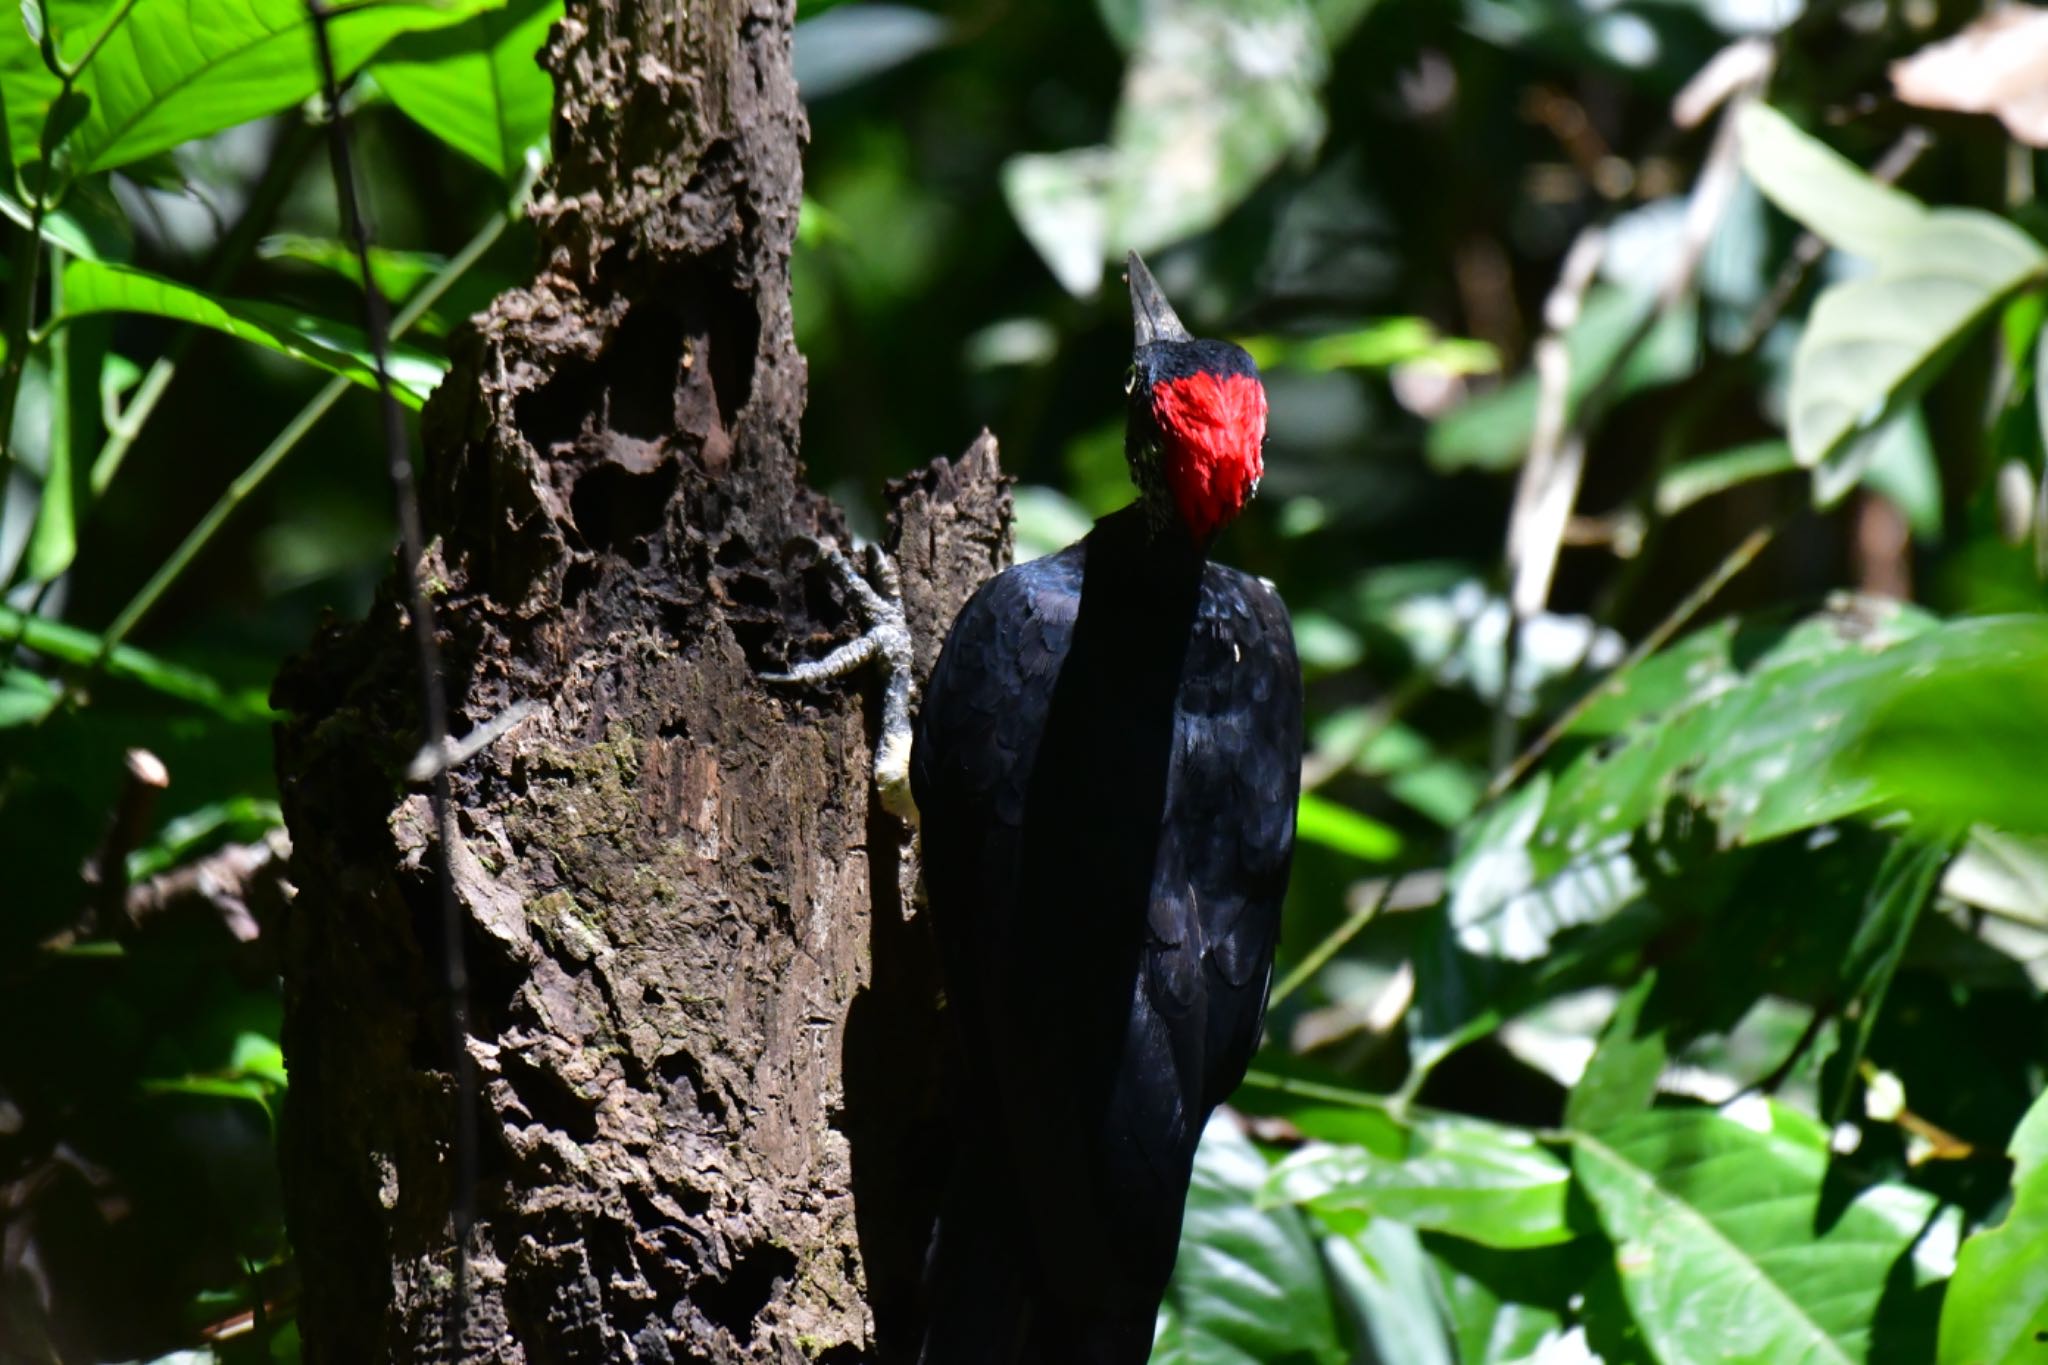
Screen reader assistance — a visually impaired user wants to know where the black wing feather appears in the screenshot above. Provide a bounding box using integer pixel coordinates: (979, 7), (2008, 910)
(912, 518), (1301, 1365)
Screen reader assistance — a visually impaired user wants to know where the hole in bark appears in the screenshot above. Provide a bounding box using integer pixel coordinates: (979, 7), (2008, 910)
(813, 1347), (863, 1365)
(514, 355), (600, 456)
(723, 571), (777, 612)
(656, 1047), (726, 1125)
(500, 1048), (601, 1142)
(570, 459), (677, 555)
(694, 1241), (794, 1340)
(714, 531), (751, 568)
(607, 305), (688, 443)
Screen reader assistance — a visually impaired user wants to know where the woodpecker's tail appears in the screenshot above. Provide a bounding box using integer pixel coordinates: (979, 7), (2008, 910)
(917, 1156), (1160, 1365)
(917, 1152), (1031, 1365)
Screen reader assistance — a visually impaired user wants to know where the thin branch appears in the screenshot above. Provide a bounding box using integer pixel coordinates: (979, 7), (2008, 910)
(90, 117), (323, 497)
(305, 5), (473, 1354)
(92, 181), (521, 660)
(1488, 518), (1779, 800)
(1269, 874), (1398, 1009)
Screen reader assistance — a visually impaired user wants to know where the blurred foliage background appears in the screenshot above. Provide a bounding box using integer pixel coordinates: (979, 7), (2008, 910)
(5, 0), (2048, 1359)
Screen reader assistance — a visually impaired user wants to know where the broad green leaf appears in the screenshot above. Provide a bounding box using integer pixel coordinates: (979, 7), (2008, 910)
(1844, 616), (2048, 833)
(1940, 1088), (2048, 1364)
(0, 601), (267, 717)
(258, 233), (447, 303)
(1296, 792), (1401, 862)
(1736, 103), (1928, 260)
(64, 0), (501, 174)
(1323, 1220), (1455, 1365)
(1789, 211), (2047, 477)
(1532, 600), (1974, 857)
(1654, 439), (1797, 516)
(1154, 1115), (1346, 1365)
(1267, 1117), (1572, 1249)
(60, 259), (446, 406)
(1575, 1102), (1946, 1365)
(371, 0), (559, 181)
(1429, 1238), (1601, 1365)
(0, 667), (59, 725)
(1565, 972), (1664, 1135)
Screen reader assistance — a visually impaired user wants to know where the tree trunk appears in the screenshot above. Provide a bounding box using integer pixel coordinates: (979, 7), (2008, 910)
(270, 0), (1010, 1357)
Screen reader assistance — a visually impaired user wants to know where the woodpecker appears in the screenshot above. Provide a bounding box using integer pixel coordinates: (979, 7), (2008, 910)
(908, 253), (1303, 1364)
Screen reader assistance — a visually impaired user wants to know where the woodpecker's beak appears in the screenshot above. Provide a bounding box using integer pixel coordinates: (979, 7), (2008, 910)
(1127, 251), (1191, 349)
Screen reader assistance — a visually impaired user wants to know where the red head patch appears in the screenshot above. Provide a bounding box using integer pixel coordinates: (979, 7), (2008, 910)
(1149, 370), (1267, 543)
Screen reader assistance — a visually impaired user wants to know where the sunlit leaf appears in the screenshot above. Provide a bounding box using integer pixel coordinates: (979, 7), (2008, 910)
(1565, 972), (1663, 1135)
(1940, 1087), (2048, 1365)
(1154, 1115), (1347, 1365)
(258, 233), (447, 303)
(1268, 1117), (1573, 1249)
(1295, 792), (1401, 862)
(1736, 102), (1927, 261)
(1844, 616), (2048, 834)
(60, 259), (446, 407)
(64, 0), (503, 173)
(1575, 1102), (1947, 1365)
(1654, 439), (1797, 516)
(1789, 212), (2046, 484)
(371, 0), (560, 180)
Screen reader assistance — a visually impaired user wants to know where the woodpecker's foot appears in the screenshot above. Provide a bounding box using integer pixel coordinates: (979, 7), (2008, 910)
(762, 541), (920, 825)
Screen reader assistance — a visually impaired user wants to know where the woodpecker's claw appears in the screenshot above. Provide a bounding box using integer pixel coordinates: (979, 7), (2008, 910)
(761, 540), (919, 825)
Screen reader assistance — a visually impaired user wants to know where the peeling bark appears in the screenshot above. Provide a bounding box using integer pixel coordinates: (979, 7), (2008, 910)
(270, 0), (1010, 1357)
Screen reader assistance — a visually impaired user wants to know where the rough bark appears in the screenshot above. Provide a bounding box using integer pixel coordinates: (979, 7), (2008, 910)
(269, 0), (1011, 1356)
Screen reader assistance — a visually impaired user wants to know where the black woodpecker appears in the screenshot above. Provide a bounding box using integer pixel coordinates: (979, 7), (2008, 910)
(908, 252), (1304, 1364)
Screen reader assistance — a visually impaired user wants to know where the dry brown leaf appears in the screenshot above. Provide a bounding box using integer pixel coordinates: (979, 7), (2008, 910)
(1891, 5), (2048, 148)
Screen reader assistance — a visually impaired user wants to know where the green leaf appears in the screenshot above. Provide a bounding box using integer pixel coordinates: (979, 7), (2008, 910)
(0, 601), (268, 717)
(1566, 972), (1665, 1135)
(0, 666), (59, 725)
(371, 0), (559, 181)
(1843, 616), (2048, 834)
(60, 259), (446, 407)
(1575, 1102), (1947, 1365)
(1736, 103), (1928, 261)
(258, 233), (447, 302)
(1654, 439), (1798, 516)
(1296, 792), (1401, 863)
(1154, 1115), (1347, 1365)
(1323, 1220), (1456, 1365)
(1429, 1237), (1602, 1365)
(1939, 1089), (2048, 1365)
(62, 0), (503, 174)
(1789, 211), (2047, 480)
(1240, 319), (1499, 376)
(125, 794), (282, 881)
(1819, 835), (1953, 1124)
(1267, 1117), (1573, 1249)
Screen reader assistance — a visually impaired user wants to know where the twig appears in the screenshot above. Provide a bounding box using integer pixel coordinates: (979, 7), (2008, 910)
(92, 177), (523, 661)
(79, 747), (169, 935)
(89, 117), (323, 497)
(409, 701), (542, 782)
(1269, 874), (1398, 1009)
(305, 5), (473, 1354)
(1733, 127), (1933, 355)
(1489, 518), (1779, 799)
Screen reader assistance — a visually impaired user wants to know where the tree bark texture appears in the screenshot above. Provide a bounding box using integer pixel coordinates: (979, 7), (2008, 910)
(270, 0), (1011, 1357)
